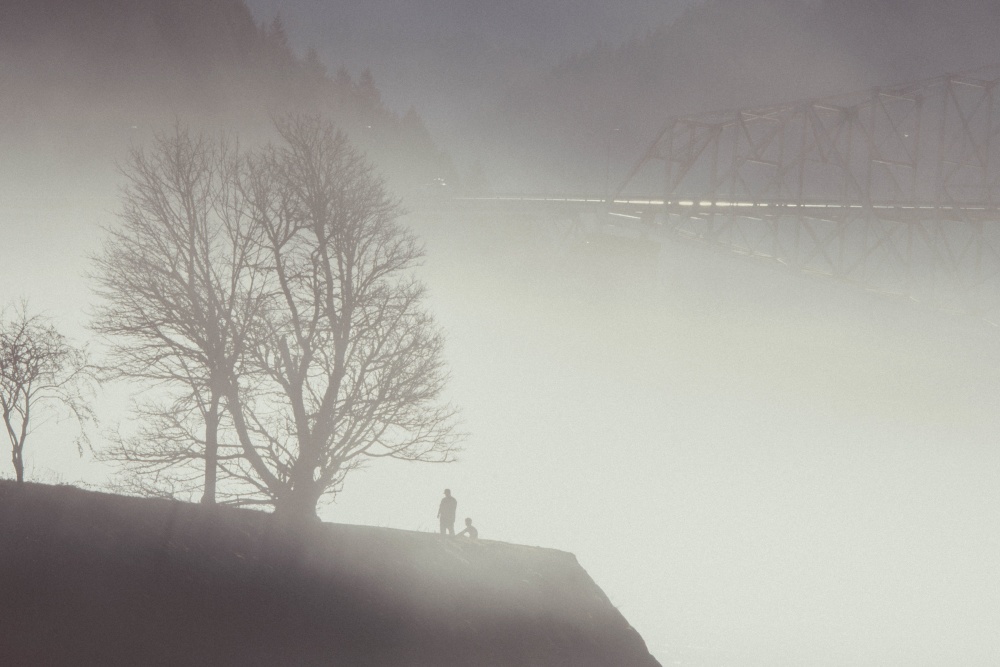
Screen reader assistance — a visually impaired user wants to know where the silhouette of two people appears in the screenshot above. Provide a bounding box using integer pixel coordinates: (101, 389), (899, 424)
(438, 489), (457, 535)
(438, 489), (478, 538)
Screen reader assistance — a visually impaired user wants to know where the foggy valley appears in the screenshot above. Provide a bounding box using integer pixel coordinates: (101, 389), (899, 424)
(2, 0), (1000, 665)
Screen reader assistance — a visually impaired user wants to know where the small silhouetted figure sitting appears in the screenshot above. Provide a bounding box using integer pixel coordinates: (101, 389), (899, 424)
(458, 517), (478, 539)
(438, 489), (457, 535)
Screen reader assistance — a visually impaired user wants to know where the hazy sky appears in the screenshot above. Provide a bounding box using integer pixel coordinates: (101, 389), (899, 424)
(4, 2), (1000, 666)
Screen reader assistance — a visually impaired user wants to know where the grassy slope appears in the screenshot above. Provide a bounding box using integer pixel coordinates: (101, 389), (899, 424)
(0, 481), (660, 667)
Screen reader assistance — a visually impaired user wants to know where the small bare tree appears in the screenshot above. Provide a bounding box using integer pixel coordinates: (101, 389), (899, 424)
(91, 126), (263, 504)
(0, 304), (94, 483)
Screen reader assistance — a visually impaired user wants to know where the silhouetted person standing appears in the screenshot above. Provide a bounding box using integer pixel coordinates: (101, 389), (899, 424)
(438, 489), (457, 535)
(458, 517), (478, 539)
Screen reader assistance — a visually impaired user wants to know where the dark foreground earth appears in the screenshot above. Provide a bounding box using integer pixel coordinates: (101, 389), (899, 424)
(0, 481), (660, 666)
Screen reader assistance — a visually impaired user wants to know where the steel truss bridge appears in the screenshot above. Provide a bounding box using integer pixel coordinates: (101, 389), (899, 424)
(457, 65), (1000, 322)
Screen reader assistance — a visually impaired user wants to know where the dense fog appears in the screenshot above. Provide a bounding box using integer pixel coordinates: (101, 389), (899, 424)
(2, 1), (1000, 665)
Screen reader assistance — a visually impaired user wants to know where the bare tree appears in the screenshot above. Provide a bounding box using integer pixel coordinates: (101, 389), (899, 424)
(224, 117), (460, 516)
(0, 304), (94, 483)
(94, 117), (460, 516)
(91, 126), (263, 504)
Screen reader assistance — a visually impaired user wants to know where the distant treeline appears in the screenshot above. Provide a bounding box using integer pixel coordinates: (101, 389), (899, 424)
(0, 0), (452, 188)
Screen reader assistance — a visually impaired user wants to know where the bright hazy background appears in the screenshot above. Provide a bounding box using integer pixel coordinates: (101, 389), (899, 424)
(3, 0), (1000, 664)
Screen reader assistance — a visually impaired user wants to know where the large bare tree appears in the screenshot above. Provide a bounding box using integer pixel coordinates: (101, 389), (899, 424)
(91, 127), (263, 504)
(94, 117), (459, 516)
(0, 304), (93, 483)
(224, 117), (460, 516)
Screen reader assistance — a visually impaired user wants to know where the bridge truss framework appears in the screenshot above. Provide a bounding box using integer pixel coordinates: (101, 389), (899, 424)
(615, 65), (1000, 320)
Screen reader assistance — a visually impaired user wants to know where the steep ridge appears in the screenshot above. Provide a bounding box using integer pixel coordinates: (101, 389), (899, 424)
(0, 481), (660, 666)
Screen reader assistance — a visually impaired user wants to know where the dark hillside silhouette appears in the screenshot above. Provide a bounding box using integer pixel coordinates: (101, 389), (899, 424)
(0, 481), (661, 666)
(245, 0), (683, 108)
(0, 0), (452, 188)
(242, 0), (689, 194)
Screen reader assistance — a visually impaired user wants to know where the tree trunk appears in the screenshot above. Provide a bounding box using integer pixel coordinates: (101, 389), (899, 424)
(200, 393), (221, 504)
(12, 446), (23, 483)
(274, 480), (322, 520)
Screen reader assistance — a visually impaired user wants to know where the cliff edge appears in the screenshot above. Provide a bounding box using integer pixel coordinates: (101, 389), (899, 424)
(0, 481), (660, 666)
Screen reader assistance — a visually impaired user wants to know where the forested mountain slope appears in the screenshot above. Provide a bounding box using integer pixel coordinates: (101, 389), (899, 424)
(0, 0), (450, 188)
(244, 0), (684, 107)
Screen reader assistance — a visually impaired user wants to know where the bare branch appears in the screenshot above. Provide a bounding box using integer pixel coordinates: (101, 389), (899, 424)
(0, 303), (96, 483)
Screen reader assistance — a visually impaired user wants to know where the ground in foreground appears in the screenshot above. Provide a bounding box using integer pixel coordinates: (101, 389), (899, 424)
(0, 481), (660, 666)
